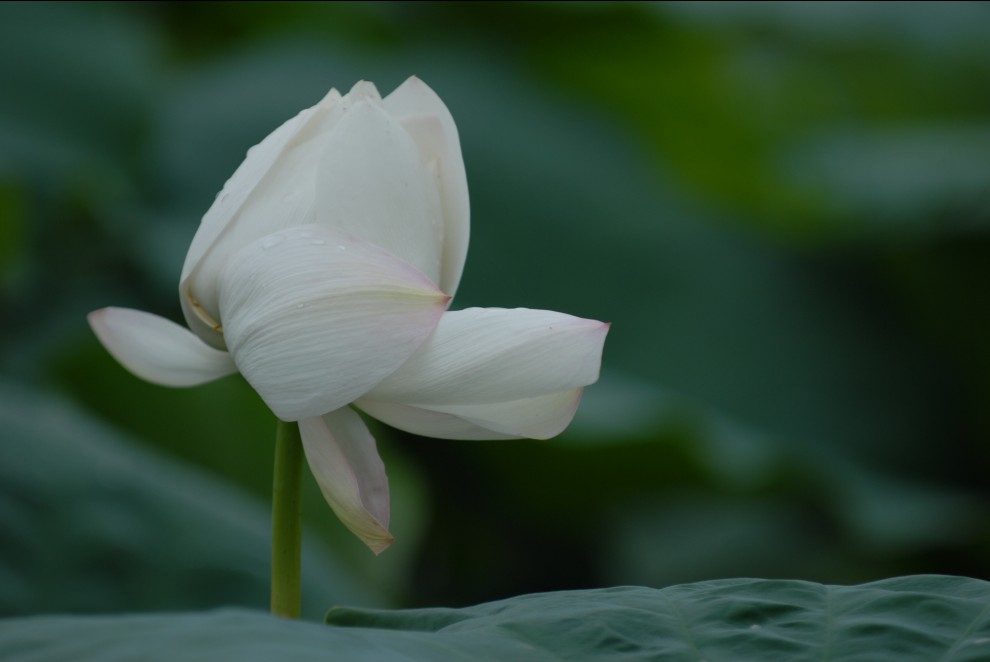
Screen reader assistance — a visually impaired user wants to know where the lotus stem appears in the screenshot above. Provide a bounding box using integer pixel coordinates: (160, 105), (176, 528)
(271, 418), (304, 618)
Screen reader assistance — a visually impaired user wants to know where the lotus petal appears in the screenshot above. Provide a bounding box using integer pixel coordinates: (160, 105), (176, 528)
(384, 77), (470, 297)
(298, 409), (393, 554)
(218, 225), (449, 421)
(367, 308), (608, 405)
(357, 388), (584, 440)
(314, 97), (445, 285)
(180, 88), (346, 348)
(88, 307), (237, 387)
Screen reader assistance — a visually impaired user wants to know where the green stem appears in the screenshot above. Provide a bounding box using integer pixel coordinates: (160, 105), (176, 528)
(271, 418), (304, 618)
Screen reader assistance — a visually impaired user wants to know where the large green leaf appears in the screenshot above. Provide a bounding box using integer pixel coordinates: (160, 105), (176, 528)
(3, 576), (990, 660)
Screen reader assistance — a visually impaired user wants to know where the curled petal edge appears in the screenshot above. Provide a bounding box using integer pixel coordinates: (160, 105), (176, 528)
(356, 388), (585, 441)
(88, 307), (237, 387)
(384, 77), (470, 298)
(366, 307), (609, 406)
(298, 409), (394, 554)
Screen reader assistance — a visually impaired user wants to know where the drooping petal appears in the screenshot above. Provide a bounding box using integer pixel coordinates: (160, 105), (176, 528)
(423, 389), (584, 439)
(365, 308), (609, 405)
(354, 399), (516, 440)
(356, 388), (585, 440)
(298, 409), (393, 554)
(357, 308), (606, 441)
(180, 88), (346, 349)
(384, 77), (470, 298)
(88, 307), (237, 387)
(218, 225), (449, 422)
(314, 96), (445, 286)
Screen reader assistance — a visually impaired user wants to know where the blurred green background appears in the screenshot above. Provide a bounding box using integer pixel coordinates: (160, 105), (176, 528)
(3, 1), (990, 618)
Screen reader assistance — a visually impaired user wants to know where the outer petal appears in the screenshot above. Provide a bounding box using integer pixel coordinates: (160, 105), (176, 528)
(298, 409), (393, 554)
(314, 96), (444, 286)
(356, 389), (585, 440)
(365, 308), (609, 405)
(180, 89), (346, 349)
(88, 307), (237, 387)
(218, 225), (449, 422)
(384, 77), (470, 298)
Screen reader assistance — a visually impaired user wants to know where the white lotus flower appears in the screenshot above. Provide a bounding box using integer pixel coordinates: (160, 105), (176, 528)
(88, 78), (608, 554)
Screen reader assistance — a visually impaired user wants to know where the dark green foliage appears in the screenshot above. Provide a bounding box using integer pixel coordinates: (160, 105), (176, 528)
(0, 382), (373, 616)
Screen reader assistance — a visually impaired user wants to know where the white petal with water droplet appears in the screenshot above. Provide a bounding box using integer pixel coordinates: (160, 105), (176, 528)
(219, 225), (449, 421)
(180, 90), (347, 349)
(314, 98), (444, 285)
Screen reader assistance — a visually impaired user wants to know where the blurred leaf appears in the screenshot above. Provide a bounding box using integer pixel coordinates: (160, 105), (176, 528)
(572, 371), (784, 488)
(0, 381), (375, 616)
(143, 2), (403, 60)
(663, 2), (990, 54)
(0, 178), (26, 294)
(833, 469), (981, 551)
(0, 2), (156, 185)
(485, 1), (990, 236)
(602, 493), (848, 588)
(5, 576), (990, 660)
(785, 126), (990, 229)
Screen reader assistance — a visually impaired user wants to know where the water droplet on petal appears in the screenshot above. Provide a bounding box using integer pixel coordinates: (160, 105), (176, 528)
(337, 244), (347, 251)
(262, 235), (285, 250)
